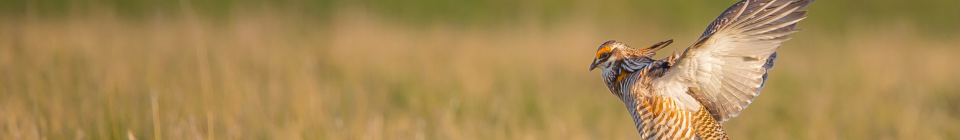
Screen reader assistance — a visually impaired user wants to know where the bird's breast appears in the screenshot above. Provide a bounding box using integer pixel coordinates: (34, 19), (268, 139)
(632, 96), (698, 140)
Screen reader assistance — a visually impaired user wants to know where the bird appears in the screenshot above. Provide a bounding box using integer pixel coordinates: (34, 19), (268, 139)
(587, 0), (814, 139)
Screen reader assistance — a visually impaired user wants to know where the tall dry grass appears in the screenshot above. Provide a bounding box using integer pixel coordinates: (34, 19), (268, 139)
(1, 2), (959, 140)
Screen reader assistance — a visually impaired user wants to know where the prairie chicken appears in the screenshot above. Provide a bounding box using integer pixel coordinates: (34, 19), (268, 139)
(588, 0), (814, 139)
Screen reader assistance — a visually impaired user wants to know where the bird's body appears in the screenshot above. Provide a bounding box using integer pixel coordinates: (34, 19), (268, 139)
(602, 40), (729, 140)
(588, 0), (814, 139)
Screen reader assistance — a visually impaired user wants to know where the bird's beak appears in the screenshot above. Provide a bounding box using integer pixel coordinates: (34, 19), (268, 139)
(589, 60), (598, 71)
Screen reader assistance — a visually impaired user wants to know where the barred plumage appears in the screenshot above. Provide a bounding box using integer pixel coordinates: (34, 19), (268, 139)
(588, 0), (814, 139)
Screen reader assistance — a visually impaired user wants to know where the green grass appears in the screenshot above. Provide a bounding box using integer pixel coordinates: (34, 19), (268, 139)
(1, 0), (959, 139)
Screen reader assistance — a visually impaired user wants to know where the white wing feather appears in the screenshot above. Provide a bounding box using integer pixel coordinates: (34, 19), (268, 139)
(657, 0), (814, 122)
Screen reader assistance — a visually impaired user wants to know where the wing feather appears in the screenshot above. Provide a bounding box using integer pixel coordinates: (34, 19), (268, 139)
(657, 0), (814, 122)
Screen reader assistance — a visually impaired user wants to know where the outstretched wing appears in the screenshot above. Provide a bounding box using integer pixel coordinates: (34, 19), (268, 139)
(657, 0), (814, 122)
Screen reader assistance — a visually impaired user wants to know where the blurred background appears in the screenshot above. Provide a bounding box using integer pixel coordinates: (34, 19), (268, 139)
(1, 0), (959, 139)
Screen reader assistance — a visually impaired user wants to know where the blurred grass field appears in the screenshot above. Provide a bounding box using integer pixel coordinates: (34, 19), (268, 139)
(1, 0), (960, 139)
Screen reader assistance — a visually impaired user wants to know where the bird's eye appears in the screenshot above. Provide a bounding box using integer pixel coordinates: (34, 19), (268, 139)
(600, 53), (610, 59)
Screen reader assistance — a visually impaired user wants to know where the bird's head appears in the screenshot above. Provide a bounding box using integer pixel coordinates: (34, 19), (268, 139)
(589, 40), (627, 72)
(589, 39), (672, 72)
(590, 39), (672, 90)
